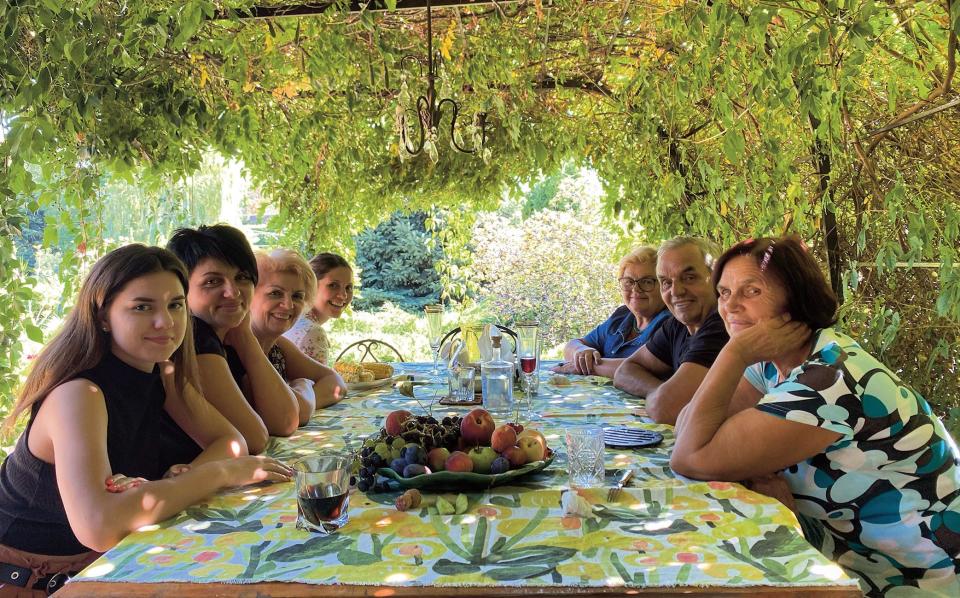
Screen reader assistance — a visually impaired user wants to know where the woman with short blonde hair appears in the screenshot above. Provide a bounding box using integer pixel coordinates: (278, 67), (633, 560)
(251, 250), (347, 424)
(555, 244), (670, 378)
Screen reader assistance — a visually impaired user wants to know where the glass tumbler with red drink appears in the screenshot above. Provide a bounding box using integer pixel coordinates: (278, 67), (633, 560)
(295, 452), (354, 535)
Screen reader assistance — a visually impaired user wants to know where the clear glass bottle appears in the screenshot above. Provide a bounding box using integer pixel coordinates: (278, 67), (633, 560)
(481, 335), (514, 416)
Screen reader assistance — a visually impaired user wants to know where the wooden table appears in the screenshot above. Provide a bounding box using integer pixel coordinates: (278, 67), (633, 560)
(60, 364), (863, 597)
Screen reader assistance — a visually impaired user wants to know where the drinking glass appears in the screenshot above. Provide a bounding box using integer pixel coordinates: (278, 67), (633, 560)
(516, 322), (540, 397)
(448, 366), (476, 402)
(565, 425), (605, 488)
(295, 452), (353, 535)
(424, 304), (444, 375)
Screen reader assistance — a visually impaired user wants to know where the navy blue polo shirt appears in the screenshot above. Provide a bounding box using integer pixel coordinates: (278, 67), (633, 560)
(581, 306), (671, 358)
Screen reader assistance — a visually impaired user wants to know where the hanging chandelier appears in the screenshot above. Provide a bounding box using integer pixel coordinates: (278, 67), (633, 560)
(395, 0), (490, 162)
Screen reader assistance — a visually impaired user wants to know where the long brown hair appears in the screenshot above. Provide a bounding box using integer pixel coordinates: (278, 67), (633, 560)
(4, 245), (199, 428)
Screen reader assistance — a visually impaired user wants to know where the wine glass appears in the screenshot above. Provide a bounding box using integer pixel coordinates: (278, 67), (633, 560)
(515, 321), (540, 408)
(424, 304), (444, 375)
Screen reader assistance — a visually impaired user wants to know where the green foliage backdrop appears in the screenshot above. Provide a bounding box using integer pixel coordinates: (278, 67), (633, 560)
(1, 1), (958, 422)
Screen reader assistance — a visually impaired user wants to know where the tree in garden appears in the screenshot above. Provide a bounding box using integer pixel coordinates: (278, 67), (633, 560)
(0, 0), (957, 426)
(354, 211), (444, 312)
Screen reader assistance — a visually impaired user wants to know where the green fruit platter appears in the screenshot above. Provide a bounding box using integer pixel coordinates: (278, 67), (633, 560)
(356, 408), (555, 493)
(376, 454), (555, 490)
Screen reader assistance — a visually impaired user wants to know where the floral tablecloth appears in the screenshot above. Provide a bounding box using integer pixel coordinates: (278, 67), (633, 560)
(71, 364), (860, 592)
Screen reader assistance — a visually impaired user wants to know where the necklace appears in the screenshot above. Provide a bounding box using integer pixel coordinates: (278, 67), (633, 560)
(632, 320), (642, 335)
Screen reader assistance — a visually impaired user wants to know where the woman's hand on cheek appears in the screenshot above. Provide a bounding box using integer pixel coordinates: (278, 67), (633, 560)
(223, 312), (255, 348)
(729, 315), (811, 365)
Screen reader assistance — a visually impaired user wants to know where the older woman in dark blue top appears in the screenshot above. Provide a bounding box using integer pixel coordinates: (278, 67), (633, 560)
(555, 246), (670, 377)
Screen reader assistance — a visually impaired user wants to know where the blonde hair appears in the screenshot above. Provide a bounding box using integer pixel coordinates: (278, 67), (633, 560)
(618, 245), (658, 278)
(255, 249), (318, 314)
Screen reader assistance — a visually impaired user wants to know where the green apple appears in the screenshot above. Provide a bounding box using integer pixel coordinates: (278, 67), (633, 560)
(467, 446), (498, 474)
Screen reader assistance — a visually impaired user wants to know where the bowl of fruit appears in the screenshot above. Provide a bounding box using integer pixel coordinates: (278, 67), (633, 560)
(356, 408), (554, 491)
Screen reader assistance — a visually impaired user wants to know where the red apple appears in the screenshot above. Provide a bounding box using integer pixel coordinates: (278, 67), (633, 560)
(460, 408), (495, 446)
(503, 445), (527, 468)
(427, 447), (450, 472)
(445, 451), (474, 473)
(385, 410), (413, 437)
(490, 424), (518, 453)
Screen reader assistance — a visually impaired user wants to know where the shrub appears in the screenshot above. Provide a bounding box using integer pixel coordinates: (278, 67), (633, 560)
(354, 212), (443, 312)
(470, 209), (622, 350)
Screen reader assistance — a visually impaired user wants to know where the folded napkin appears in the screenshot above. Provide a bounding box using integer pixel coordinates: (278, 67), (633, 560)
(439, 324), (514, 365)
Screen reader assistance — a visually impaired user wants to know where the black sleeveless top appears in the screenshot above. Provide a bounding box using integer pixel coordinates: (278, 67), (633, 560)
(0, 352), (189, 555)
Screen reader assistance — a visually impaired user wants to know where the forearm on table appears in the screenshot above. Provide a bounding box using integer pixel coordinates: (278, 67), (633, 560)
(190, 434), (248, 466)
(78, 463), (232, 551)
(591, 358), (624, 378)
(613, 360), (663, 397)
(312, 373), (346, 409)
(671, 348), (748, 455)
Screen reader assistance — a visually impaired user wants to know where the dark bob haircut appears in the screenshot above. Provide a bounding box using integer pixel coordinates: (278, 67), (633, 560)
(166, 224), (259, 286)
(712, 235), (838, 331)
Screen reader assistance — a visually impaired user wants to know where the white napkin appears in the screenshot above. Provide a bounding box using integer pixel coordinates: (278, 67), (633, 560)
(439, 325), (514, 365)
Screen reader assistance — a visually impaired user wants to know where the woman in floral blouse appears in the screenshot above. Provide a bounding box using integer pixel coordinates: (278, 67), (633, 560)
(283, 253), (354, 365)
(672, 236), (960, 597)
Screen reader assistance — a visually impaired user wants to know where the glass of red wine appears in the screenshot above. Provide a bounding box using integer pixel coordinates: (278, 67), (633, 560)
(294, 452), (354, 535)
(515, 322), (541, 408)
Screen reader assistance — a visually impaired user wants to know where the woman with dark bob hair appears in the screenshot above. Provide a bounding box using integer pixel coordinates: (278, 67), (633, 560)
(167, 225), (302, 455)
(671, 236), (960, 596)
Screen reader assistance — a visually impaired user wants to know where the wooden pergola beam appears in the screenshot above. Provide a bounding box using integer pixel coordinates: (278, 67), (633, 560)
(215, 1), (525, 20)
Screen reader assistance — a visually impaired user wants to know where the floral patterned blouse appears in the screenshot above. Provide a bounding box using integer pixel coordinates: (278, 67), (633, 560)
(283, 314), (330, 366)
(745, 328), (960, 597)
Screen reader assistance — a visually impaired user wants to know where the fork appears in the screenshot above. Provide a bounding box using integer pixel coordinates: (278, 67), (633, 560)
(607, 469), (634, 501)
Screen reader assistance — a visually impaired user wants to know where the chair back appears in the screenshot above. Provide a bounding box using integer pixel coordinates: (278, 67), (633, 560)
(439, 325), (518, 359)
(335, 339), (406, 364)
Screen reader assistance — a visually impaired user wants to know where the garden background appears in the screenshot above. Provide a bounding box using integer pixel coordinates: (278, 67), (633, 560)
(1, 0), (958, 447)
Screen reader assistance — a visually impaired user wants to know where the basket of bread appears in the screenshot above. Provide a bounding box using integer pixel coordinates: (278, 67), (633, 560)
(334, 361), (396, 390)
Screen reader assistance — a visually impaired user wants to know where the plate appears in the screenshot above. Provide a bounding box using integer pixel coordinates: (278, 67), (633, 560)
(377, 455), (555, 490)
(603, 426), (663, 448)
(347, 376), (397, 392)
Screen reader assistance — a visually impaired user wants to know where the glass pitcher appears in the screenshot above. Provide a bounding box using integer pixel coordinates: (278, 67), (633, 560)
(460, 322), (482, 366)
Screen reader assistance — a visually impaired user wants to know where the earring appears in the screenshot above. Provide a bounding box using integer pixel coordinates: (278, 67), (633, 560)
(101, 326), (109, 332)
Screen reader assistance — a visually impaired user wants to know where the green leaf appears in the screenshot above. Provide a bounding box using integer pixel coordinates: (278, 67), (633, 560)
(749, 525), (811, 559)
(432, 559), (481, 575)
(336, 548), (381, 566)
(25, 323), (44, 343)
(722, 129), (745, 163)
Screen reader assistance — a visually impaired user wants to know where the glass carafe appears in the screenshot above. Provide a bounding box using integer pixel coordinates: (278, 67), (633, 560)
(481, 335), (514, 417)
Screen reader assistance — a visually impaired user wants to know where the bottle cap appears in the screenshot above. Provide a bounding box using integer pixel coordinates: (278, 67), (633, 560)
(492, 335), (502, 349)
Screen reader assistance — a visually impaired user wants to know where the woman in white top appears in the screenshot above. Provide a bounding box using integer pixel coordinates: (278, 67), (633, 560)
(283, 253), (354, 365)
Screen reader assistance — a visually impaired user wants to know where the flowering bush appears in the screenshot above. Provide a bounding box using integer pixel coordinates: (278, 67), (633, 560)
(470, 210), (623, 350)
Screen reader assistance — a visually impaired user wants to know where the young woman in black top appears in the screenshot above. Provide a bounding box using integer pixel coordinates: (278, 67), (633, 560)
(0, 245), (291, 595)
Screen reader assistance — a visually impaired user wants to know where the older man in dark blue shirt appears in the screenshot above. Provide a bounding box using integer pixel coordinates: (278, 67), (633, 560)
(613, 237), (730, 424)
